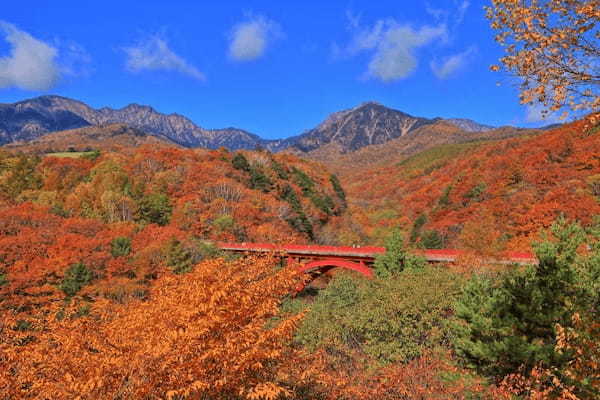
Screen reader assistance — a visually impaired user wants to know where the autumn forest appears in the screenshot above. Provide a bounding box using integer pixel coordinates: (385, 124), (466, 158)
(1, 0), (600, 399)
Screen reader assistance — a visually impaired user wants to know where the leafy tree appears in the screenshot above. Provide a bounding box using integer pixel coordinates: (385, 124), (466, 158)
(296, 267), (464, 364)
(374, 228), (425, 278)
(486, 0), (599, 117)
(452, 219), (594, 380)
(1, 256), (306, 399)
(59, 262), (93, 297)
(137, 193), (172, 226)
(212, 214), (235, 234)
(110, 237), (131, 258)
(1, 154), (42, 200)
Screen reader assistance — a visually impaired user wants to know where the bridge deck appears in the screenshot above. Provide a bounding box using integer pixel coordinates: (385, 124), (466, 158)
(218, 243), (537, 265)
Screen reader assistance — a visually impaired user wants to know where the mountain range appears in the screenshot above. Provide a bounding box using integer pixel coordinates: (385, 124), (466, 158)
(1, 95), (526, 154)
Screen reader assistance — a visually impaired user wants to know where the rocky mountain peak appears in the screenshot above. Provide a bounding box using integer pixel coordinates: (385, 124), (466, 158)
(289, 102), (433, 153)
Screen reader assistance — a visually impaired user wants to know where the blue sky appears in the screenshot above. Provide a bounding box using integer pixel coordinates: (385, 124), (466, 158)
(0, 0), (554, 139)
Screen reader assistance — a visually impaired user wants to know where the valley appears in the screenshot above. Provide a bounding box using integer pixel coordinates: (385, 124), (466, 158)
(1, 1), (599, 397)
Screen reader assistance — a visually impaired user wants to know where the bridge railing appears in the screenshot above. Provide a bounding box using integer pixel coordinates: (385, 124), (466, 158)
(218, 243), (537, 266)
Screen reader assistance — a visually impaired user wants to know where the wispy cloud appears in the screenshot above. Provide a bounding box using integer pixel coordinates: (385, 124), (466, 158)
(425, 2), (447, 21)
(0, 21), (60, 91)
(59, 41), (93, 78)
(455, 0), (470, 25)
(123, 34), (205, 80)
(338, 17), (448, 82)
(430, 46), (476, 79)
(228, 14), (282, 62)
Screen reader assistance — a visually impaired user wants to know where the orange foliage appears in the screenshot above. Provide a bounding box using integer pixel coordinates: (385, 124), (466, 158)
(0, 256), (307, 399)
(340, 118), (600, 250)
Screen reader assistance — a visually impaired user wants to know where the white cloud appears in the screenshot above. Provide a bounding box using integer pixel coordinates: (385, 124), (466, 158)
(123, 35), (205, 80)
(228, 15), (281, 62)
(343, 19), (448, 82)
(455, 1), (470, 25)
(525, 103), (561, 124)
(430, 46), (476, 79)
(0, 21), (60, 91)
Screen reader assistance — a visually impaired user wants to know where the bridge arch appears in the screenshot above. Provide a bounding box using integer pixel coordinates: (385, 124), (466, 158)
(297, 259), (374, 278)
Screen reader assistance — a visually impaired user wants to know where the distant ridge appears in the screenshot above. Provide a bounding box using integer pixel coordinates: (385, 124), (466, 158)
(0, 96), (266, 150)
(4, 123), (180, 154)
(1, 95), (528, 154)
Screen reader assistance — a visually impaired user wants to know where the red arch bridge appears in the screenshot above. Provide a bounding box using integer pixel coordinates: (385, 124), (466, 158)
(218, 242), (536, 280)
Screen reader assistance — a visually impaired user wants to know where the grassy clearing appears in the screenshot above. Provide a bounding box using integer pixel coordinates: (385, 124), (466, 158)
(396, 142), (486, 178)
(45, 151), (96, 159)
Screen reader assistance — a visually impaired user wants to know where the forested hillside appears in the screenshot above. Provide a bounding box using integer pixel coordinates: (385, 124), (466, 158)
(0, 146), (346, 312)
(334, 117), (600, 252)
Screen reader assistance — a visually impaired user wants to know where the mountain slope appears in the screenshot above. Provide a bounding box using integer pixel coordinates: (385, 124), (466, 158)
(334, 118), (600, 251)
(4, 123), (180, 153)
(271, 102), (436, 153)
(1, 95), (521, 156)
(0, 97), (91, 144)
(445, 118), (495, 132)
(0, 96), (266, 149)
(304, 120), (539, 174)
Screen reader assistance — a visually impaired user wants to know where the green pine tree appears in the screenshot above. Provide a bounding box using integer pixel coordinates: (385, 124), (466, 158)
(374, 228), (425, 278)
(452, 219), (590, 379)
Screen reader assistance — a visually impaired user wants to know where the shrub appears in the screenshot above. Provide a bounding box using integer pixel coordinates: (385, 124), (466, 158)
(232, 153), (250, 171)
(0, 273), (7, 287)
(13, 320), (33, 331)
(110, 237), (131, 257)
(212, 214), (235, 233)
(296, 267), (464, 364)
(82, 150), (101, 160)
(438, 185), (452, 207)
(421, 230), (444, 249)
(410, 214), (428, 243)
(59, 262), (93, 297)
(463, 182), (486, 203)
(452, 219), (596, 380)
(374, 228), (426, 278)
